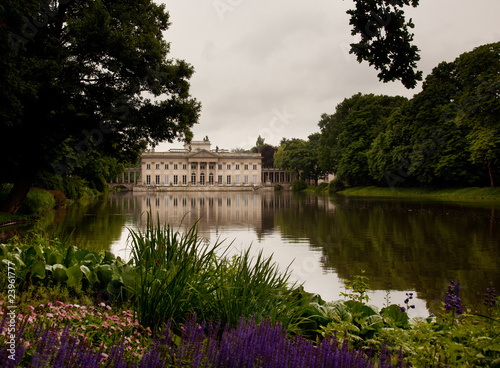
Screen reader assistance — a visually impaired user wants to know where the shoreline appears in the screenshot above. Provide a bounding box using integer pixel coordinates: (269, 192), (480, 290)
(334, 186), (500, 201)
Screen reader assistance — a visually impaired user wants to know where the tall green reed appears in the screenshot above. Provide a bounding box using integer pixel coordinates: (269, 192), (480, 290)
(126, 212), (305, 332)
(127, 213), (223, 331)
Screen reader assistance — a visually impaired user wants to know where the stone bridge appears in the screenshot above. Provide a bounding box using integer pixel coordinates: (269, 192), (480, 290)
(108, 167), (140, 191)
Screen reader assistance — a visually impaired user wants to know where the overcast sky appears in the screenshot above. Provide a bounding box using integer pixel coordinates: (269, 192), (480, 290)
(155, 0), (500, 151)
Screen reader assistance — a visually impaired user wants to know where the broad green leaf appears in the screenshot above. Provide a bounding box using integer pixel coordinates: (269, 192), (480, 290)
(74, 249), (90, 262)
(80, 265), (97, 285)
(66, 265), (83, 288)
(381, 304), (410, 329)
(32, 260), (46, 279)
(107, 279), (122, 296)
(52, 264), (68, 283)
(95, 264), (113, 285)
(47, 250), (64, 265)
(103, 251), (116, 264)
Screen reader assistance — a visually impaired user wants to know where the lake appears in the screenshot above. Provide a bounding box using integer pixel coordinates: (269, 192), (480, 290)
(7, 190), (500, 317)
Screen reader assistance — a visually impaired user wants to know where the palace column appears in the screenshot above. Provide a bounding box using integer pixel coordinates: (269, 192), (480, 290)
(214, 160), (218, 186)
(197, 161), (200, 186)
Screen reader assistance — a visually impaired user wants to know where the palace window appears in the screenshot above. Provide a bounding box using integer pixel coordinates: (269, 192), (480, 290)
(165, 175), (169, 185)
(253, 164), (257, 170)
(146, 175), (151, 185)
(227, 164), (231, 170)
(244, 175), (249, 184)
(182, 164), (187, 170)
(235, 164), (240, 170)
(191, 164), (197, 170)
(191, 173), (196, 185)
(244, 164), (249, 170)
(200, 173), (205, 186)
(209, 173), (214, 185)
(182, 175), (187, 185)
(200, 164), (206, 170)
(173, 175), (178, 185)
(146, 164), (151, 170)
(218, 164), (223, 170)
(174, 164), (178, 170)
(218, 175), (223, 185)
(165, 164), (169, 170)
(253, 175), (258, 184)
(235, 175), (240, 185)
(209, 164), (214, 170)
(156, 164), (160, 170)
(227, 175), (231, 185)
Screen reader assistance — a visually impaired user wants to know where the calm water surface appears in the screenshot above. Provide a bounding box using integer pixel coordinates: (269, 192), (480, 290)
(8, 191), (500, 317)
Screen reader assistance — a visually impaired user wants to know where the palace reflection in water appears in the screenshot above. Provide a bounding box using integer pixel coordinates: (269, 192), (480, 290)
(46, 191), (500, 316)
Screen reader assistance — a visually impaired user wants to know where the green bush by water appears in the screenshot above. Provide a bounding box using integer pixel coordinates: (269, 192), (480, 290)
(291, 179), (307, 191)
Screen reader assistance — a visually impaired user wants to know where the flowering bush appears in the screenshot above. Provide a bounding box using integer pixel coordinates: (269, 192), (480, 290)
(0, 310), (402, 368)
(0, 300), (152, 366)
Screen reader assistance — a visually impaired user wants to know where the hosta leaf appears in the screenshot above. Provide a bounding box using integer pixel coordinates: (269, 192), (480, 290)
(32, 261), (46, 279)
(95, 264), (113, 285)
(66, 265), (83, 288)
(80, 265), (97, 285)
(53, 264), (68, 283)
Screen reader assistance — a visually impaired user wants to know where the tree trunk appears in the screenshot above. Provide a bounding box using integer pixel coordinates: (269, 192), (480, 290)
(0, 175), (34, 214)
(488, 160), (495, 188)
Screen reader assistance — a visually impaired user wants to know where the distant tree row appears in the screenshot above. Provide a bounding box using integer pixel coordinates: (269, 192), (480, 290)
(273, 42), (500, 188)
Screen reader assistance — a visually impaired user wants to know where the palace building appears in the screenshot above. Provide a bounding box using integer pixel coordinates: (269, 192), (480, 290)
(137, 137), (263, 190)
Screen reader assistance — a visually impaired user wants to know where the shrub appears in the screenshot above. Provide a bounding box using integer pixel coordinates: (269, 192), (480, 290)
(274, 184), (282, 191)
(0, 312), (397, 368)
(291, 179), (307, 192)
(314, 182), (329, 193)
(19, 189), (56, 215)
(328, 177), (345, 193)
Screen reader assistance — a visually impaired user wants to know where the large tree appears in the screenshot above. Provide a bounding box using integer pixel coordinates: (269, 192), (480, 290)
(368, 42), (500, 188)
(318, 93), (407, 186)
(0, 0), (200, 213)
(274, 136), (325, 183)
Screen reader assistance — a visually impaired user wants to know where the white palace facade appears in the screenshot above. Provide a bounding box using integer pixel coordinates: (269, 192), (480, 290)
(136, 137), (263, 191)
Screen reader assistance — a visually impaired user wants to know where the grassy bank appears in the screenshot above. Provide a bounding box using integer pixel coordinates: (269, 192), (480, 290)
(0, 186), (58, 226)
(336, 186), (500, 201)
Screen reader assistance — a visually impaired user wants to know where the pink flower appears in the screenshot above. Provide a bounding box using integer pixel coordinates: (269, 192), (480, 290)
(28, 306), (35, 313)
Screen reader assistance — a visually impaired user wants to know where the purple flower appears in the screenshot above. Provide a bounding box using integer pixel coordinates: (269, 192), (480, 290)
(444, 281), (463, 315)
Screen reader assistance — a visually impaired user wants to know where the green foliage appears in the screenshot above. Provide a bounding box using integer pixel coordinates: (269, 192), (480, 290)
(328, 177), (345, 193)
(0, 185), (56, 216)
(317, 42), (500, 189)
(341, 271), (371, 304)
(127, 213), (302, 332)
(347, 0), (422, 89)
(314, 182), (329, 193)
(275, 135), (327, 182)
(318, 93), (407, 187)
(0, 0), (200, 211)
(291, 179), (308, 192)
